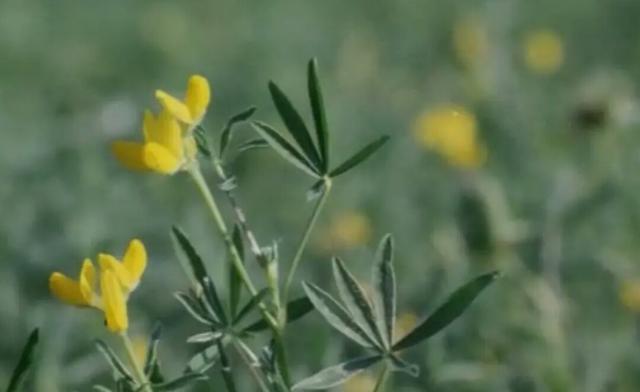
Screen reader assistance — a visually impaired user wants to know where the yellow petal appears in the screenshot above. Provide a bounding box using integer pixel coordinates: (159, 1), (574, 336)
(122, 239), (146, 289)
(153, 109), (183, 157)
(111, 141), (149, 171)
(98, 253), (133, 292)
(155, 90), (192, 124)
(79, 259), (96, 304)
(143, 142), (181, 174)
(101, 269), (129, 333)
(185, 75), (210, 123)
(49, 272), (88, 306)
(142, 110), (156, 143)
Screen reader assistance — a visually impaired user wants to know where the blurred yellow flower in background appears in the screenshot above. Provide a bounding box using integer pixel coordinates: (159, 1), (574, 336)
(394, 312), (418, 342)
(620, 281), (640, 312)
(156, 75), (211, 127)
(413, 105), (486, 169)
(327, 211), (373, 249)
(341, 372), (377, 392)
(453, 15), (489, 68)
(49, 239), (148, 333)
(523, 29), (564, 75)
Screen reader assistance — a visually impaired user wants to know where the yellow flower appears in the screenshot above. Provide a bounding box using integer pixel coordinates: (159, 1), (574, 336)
(523, 29), (564, 75)
(49, 239), (147, 334)
(341, 372), (377, 392)
(453, 15), (488, 68)
(413, 105), (486, 169)
(329, 211), (373, 248)
(620, 281), (640, 313)
(155, 74), (211, 127)
(49, 259), (99, 308)
(112, 108), (197, 175)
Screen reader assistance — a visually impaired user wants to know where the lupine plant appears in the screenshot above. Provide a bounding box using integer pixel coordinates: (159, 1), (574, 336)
(7, 59), (497, 391)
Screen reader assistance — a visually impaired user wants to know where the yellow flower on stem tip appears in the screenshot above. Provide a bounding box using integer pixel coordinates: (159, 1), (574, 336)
(155, 75), (211, 127)
(413, 104), (487, 169)
(112, 108), (197, 175)
(48, 239), (147, 334)
(49, 258), (99, 308)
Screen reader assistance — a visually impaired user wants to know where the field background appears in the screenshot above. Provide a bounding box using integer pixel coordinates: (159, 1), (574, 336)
(3, 0), (640, 391)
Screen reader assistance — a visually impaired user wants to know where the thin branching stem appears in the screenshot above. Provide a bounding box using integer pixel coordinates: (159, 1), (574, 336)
(120, 333), (152, 392)
(187, 165), (277, 329)
(282, 177), (332, 306)
(231, 339), (270, 392)
(372, 364), (389, 392)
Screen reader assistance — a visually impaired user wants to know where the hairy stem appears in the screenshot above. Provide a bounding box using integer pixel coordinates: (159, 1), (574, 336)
(187, 165), (277, 328)
(120, 333), (152, 392)
(282, 177), (332, 306)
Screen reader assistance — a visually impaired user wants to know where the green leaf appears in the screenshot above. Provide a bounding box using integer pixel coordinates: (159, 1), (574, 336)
(186, 332), (223, 344)
(387, 355), (419, 377)
(236, 138), (270, 153)
(268, 81), (322, 169)
(233, 288), (270, 325)
(95, 340), (135, 383)
(292, 355), (382, 390)
(252, 121), (321, 178)
(217, 340), (237, 392)
(244, 296), (314, 333)
(332, 257), (385, 349)
(171, 226), (209, 286)
(143, 323), (162, 378)
(152, 373), (208, 391)
(229, 225), (244, 318)
(202, 277), (228, 325)
(302, 282), (376, 348)
(307, 58), (329, 172)
(219, 106), (257, 157)
(184, 343), (221, 374)
(6, 328), (39, 392)
(393, 271), (499, 352)
(194, 127), (211, 158)
(174, 292), (216, 326)
(371, 234), (396, 350)
(329, 135), (389, 178)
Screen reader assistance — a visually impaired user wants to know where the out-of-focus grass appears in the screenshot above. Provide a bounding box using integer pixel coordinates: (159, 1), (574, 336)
(3, 0), (640, 390)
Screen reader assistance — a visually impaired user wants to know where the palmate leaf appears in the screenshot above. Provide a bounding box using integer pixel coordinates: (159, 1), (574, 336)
(307, 58), (329, 172)
(268, 81), (322, 169)
(302, 282), (376, 348)
(292, 355), (382, 391)
(332, 257), (385, 349)
(202, 277), (228, 325)
(244, 296), (314, 333)
(233, 288), (270, 325)
(371, 234), (395, 350)
(392, 271), (499, 352)
(329, 135), (389, 178)
(219, 106), (257, 157)
(174, 291), (216, 326)
(252, 121), (321, 178)
(6, 328), (39, 392)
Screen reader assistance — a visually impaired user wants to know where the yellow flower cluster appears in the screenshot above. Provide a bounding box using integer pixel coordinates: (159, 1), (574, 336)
(523, 29), (564, 75)
(620, 281), (640, 313)
(49, 239), (147, 333)
(112, 75), (211, 175)
(328, 211), (373, 248)
(413, 105), (486, 169)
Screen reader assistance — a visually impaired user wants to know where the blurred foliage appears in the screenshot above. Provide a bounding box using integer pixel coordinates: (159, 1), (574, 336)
(3, 0), (640, 391)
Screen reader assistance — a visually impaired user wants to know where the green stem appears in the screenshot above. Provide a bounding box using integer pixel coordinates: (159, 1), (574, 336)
(187, 165), (278, 328)
(120, 333), (152, 392)
(282, 177), (332, 305)
(372, 364), (388, 392)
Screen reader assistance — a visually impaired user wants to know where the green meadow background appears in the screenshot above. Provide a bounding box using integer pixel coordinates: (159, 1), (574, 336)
(3, 0), (640, 390)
